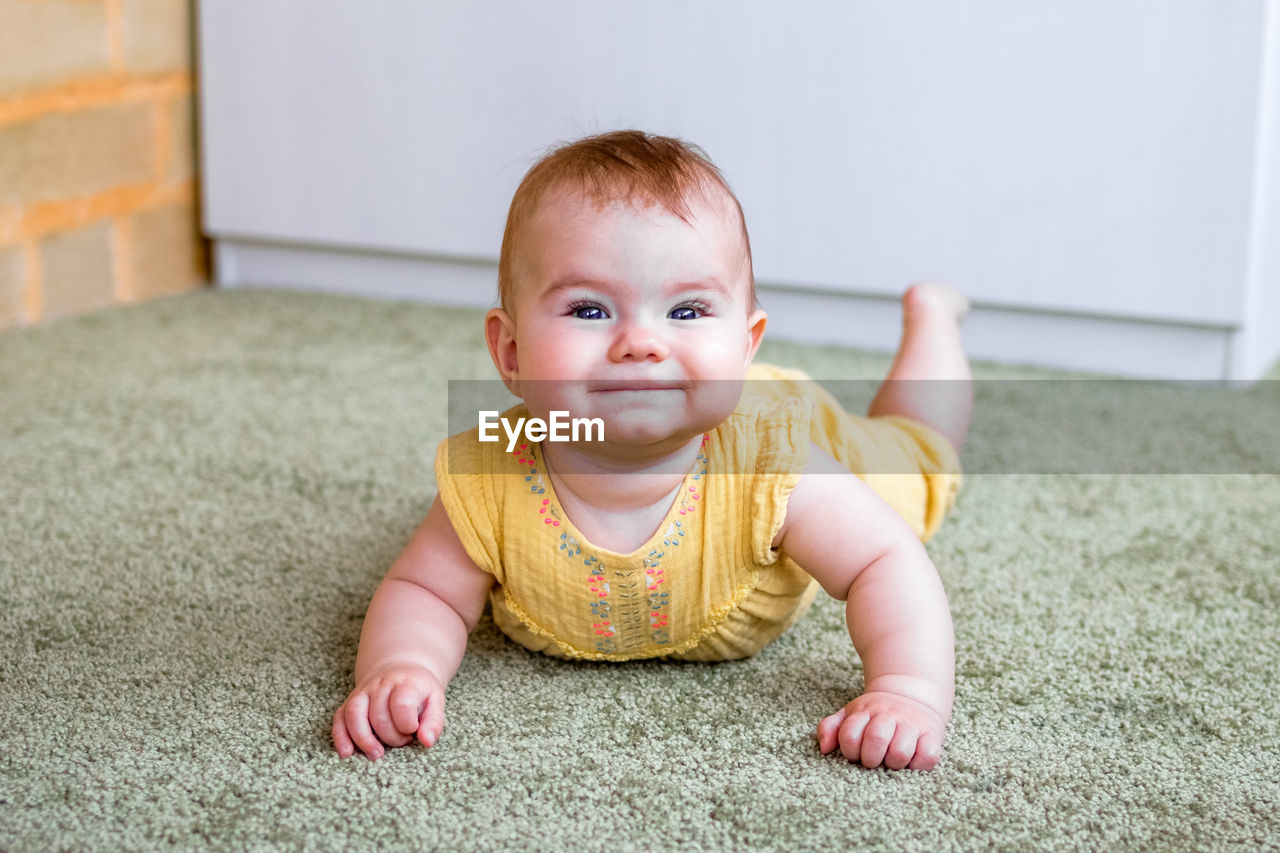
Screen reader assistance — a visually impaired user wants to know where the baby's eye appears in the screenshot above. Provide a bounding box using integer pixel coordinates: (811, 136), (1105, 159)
(568, 302), (609, 320)
(668, 302), (708, 320)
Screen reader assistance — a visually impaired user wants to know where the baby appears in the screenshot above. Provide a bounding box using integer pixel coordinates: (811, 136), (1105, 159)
(333, 130), (972, 771)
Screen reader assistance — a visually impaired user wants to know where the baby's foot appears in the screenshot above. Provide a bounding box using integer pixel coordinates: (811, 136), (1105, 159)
(903, 282), (971, 328)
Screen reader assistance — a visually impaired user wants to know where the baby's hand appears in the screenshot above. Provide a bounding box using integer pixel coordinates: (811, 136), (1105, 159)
(817, 691), (946, 771)
(332, 664), (445, 760)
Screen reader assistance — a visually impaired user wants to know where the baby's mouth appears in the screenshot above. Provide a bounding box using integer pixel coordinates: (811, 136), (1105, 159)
(586, 380), (692, 393)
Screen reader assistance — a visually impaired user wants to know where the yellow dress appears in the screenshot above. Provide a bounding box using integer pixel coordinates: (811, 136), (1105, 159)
(434, 363), (960, 662)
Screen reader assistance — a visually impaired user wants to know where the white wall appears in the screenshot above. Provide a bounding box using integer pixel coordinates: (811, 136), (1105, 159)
(199, 0), (1280, 379)
(1236, 0), (1280, 379)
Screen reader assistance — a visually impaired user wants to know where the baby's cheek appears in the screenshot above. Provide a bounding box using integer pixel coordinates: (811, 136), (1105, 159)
(694, 378), (745, 420)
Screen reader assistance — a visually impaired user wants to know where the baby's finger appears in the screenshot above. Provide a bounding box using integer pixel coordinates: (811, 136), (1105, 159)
(858, 716), (898, 769)
(368, 682), (412, 748)
(817, 708), (849, 755)
(332, 706), (355, 758)
(342, 692), (384, 760)
(883, 724), (920, 771)
(417, 686), (446, 748)
(907, 731), (943, 771)
(836, 711), (870, 763)
(389, 682), (428, 735)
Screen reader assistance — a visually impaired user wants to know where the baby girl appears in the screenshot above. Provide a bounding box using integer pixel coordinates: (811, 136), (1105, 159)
(333, 130), (972, 771)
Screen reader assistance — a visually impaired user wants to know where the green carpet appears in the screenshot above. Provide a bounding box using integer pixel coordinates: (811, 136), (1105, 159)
(1, 288), (1277, 851)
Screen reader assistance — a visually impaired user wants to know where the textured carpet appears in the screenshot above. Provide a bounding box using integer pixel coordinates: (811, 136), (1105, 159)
(1, 288), (1278, 851)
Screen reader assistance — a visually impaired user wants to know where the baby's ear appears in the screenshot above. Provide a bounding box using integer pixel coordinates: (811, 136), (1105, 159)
(744, 308), (768, 367)
(484, 308), (521, 394)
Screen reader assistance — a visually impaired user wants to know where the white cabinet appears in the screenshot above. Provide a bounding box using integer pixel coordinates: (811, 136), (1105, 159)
(198, 1), (1280, 379)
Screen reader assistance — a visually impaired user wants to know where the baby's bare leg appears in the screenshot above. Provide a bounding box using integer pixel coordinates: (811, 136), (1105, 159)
(867, 283), (973, 451)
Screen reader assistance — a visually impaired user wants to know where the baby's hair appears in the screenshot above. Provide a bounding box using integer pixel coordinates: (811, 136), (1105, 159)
(498, 130), (755, 312)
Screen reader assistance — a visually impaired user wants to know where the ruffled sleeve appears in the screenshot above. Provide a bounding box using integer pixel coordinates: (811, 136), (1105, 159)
(709, 397), (814, 569)
(432, 427), (505, 584)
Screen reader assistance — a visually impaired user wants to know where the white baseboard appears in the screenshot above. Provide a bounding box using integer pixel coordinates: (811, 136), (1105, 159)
(213, 238), (1241, 381)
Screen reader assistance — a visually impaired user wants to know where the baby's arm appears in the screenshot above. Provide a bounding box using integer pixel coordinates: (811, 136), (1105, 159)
(332, 495), (493, 759)
(775, 443), (955, 771)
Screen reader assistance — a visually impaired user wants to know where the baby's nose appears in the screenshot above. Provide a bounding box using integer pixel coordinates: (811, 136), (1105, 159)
(608, 323), (669, 362)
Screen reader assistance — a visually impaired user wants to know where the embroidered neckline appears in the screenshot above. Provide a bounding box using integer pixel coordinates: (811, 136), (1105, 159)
(517, 435), (710, 560)
(508, 434), (710, 655)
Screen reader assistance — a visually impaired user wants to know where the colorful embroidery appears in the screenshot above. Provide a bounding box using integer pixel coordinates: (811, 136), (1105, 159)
(645, 550), (670, 643)
(512, 441), (614, 648)
(644, 434), (709, 647)
(585, 552), (614, 644)
(510, 442), (546, 497)
(520, 433), (713, 655)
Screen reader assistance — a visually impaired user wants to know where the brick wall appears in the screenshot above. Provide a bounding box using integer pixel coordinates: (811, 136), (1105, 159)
(0, 0), (208, 331)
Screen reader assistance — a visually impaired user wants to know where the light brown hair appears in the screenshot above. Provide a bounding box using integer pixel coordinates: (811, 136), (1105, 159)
(497, 130), (755, 312)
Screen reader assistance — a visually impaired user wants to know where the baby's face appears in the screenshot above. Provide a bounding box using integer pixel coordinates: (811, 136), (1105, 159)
(489, 189), (766, 448)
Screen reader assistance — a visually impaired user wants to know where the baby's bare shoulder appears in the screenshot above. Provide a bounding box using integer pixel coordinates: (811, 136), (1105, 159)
(774, 442), (923, 598)
(387, 497), (493, 629)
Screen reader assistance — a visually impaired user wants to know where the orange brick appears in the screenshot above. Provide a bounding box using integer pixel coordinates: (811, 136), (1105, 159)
(0, 0), (112, 97)
(40, 222), (117, 321)
(128, 201), (208, 300)
(0, 72), (190, 125)
(19, 182), (191, 240)
(0, 103), (153, 206)
(164, 93), (197, 184)
(122, 0), (192, 74)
